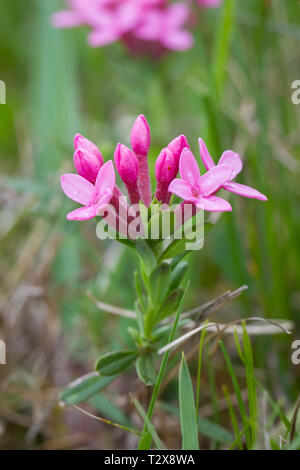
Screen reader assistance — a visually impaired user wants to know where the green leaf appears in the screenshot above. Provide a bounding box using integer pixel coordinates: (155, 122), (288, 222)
(59, 372), (115, 405)
(148, 262), (171, 305)
(135, 239), (157, 276)
(169, 261), (188, 291)
(179, 353), (199, 450)
(156, 288), (184, 323)
(136, 354), (156, 386)
(159, 222), (213, 262)
(95, 350), (138, 376)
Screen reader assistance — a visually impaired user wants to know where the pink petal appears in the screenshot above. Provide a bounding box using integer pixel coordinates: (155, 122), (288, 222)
(66, 205), (97, 221)
(88, 28), (120, 47)
(198, 165), (233, 196)
(135, 12), (161, 40)
(198, 0), (223, 8)
(95, 160), (116, 199)
(196, 195), (232, 212)
(73, 134), (103, 164)
(164, 4), (190, 28)
(223, 182), (268, 201)
(61, 173), (95, 206)
(162, 30), (193, 51)
(218, 150), (243, 180)
(168, 178), (196, 202)
(51, 11), (83, 28)
(198, 138), (215, 170)
(117, 2), (141, 32)
(179, 148), (201, 187)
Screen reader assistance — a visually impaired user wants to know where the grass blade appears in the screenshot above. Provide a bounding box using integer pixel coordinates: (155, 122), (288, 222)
(219, 340), (251, 448)
(179, 353), (199, 450)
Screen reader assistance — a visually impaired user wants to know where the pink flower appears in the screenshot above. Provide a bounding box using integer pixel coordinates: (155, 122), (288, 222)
(61, 160), (115, 221)
(199, 139), (268, 201)
(197, 0), (223, 8)
(155, 148), (177, 203)
(114, 143), (141, 204)
(51, 0), (193, 53)
(169, 148), (233, 211)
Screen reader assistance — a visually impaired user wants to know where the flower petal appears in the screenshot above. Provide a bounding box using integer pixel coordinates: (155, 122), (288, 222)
(179, 148), (201, 187)
(196, 195), (232, 212)
(66, 205), (97, 221)
(162, 30), (193, 51)
(223, 181), (268, 201)
(61, 173), (95, 205)
(88, 28), (120, 47)
(198, 138), (215, 170)
(165, 4), (190, 28)
(218, 150), (243, 179)
(198, 165), (233, 196)
(95, 160), (116, 200)
(168, 178), (196, 202)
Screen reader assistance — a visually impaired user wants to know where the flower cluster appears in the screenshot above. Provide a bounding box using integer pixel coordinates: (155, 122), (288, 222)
(51, 0), (223, 53)
(61, 115), (267, 227)
(51, 0), (193, 52)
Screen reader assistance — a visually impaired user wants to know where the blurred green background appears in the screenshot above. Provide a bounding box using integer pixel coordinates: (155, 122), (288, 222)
(0, 0), (299, 449)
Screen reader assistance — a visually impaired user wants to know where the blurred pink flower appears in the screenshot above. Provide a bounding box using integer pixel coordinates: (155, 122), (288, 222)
(169, 148), (233, 211)
(197, 0), (223, 8)
(51, 0), (193, 52)
(61, 160), (115, 220)
(199, 139), (268, 201)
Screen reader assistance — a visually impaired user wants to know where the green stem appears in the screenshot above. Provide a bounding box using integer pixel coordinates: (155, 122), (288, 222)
(137, 282), (189, 450)
(196, 321), (208, 416)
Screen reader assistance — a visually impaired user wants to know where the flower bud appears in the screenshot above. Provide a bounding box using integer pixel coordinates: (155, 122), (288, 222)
(114, 143), (139, 184)
(74, 133), (104, 165)
(114, 144), (140, 205)
(130, 114), (151, 157)
(155, 148), (177, 204)
(167, 134), (189, 173)
(155, 148), (177, 184)
(73, 148), (103, 184)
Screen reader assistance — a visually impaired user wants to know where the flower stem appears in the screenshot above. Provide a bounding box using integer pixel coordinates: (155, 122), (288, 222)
(137, 282), (189, 450)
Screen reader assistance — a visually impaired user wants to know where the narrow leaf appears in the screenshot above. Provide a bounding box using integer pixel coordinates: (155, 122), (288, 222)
(136, 354), (156, 386)
(179, 353), (199, 450)
(95, 350), (138, 376)
(59, 372), (115, 405)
